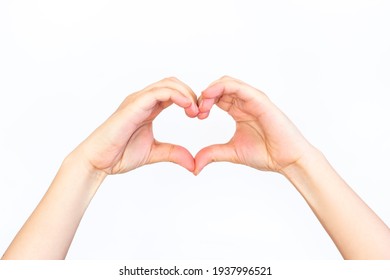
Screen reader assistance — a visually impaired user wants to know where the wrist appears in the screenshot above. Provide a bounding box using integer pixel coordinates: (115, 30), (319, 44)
(62, 149), (108, 192)
(279, 146), (326, 193)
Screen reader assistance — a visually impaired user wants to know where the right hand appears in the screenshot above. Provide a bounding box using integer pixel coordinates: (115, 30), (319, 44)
(195, 76), (315, 175)
(74, 77), (199, 175)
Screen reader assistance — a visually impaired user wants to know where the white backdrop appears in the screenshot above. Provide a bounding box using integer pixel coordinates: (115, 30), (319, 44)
(0, 0), (389, 259)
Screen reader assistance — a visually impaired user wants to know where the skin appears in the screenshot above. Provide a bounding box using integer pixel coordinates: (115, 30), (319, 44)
(2, 76), (390, 259)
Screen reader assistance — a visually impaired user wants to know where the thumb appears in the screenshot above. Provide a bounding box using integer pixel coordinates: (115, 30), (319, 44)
(194, 143), (238, 175)
(149, 141), (195, 172)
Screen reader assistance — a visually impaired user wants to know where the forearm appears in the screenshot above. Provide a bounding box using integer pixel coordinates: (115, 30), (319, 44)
(2, 151), (106, 260)
(282, 148), (390, 259)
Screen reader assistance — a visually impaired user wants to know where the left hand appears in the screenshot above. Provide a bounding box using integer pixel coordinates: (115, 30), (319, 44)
(194, 76), (313, 175)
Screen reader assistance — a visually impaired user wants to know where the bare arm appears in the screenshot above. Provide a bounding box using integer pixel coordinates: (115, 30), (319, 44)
(195, 76), (390, 259)
(282, 149), (390, 259)
(1, 153), (106, 259)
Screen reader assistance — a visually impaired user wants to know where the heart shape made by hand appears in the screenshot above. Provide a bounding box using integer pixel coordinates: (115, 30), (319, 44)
(83, 76), (308, 176)
(145, 76), (308, 176)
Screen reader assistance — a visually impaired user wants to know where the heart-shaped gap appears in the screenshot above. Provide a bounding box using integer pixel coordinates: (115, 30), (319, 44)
(153, 104), (235, 156)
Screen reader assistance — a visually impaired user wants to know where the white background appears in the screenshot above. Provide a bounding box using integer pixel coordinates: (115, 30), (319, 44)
(0, 0), (389, 259)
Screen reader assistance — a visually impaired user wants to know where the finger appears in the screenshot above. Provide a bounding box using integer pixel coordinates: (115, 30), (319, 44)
(198, 96), (216, 116)
(137, 86), (198, 118)
(197, 76), (244, 118)
(194, 143), (238, 175)
(198, 98), (215, 120)
(145, 77), (199, 117)
(200, 76), (270, 118)
(145, 77), (197, 102)
(156, 87), (199, 117)
(166, 77), (199, 107)
(202, 78), (258, 101)
(149, 141), (195, 172)
(197, 91), (220, 120)
(197, 111), (210, 120)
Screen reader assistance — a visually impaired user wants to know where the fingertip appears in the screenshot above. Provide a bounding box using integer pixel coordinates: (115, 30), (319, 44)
(197, 112), (209, 119)
(173, 146), (195, 172)
(183, 160), (195, 173)
(193, 168), (200, 176)
(193, 162), (206, 176)
(199, 98), (214, 112)
(194, 149), (211, 175)
(185, 102), (199, 118)
(183, 97), (193, 108)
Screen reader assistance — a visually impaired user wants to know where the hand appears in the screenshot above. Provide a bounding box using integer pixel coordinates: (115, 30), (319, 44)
(195, 76), (314, 174)
(75, 77), (199, 175)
